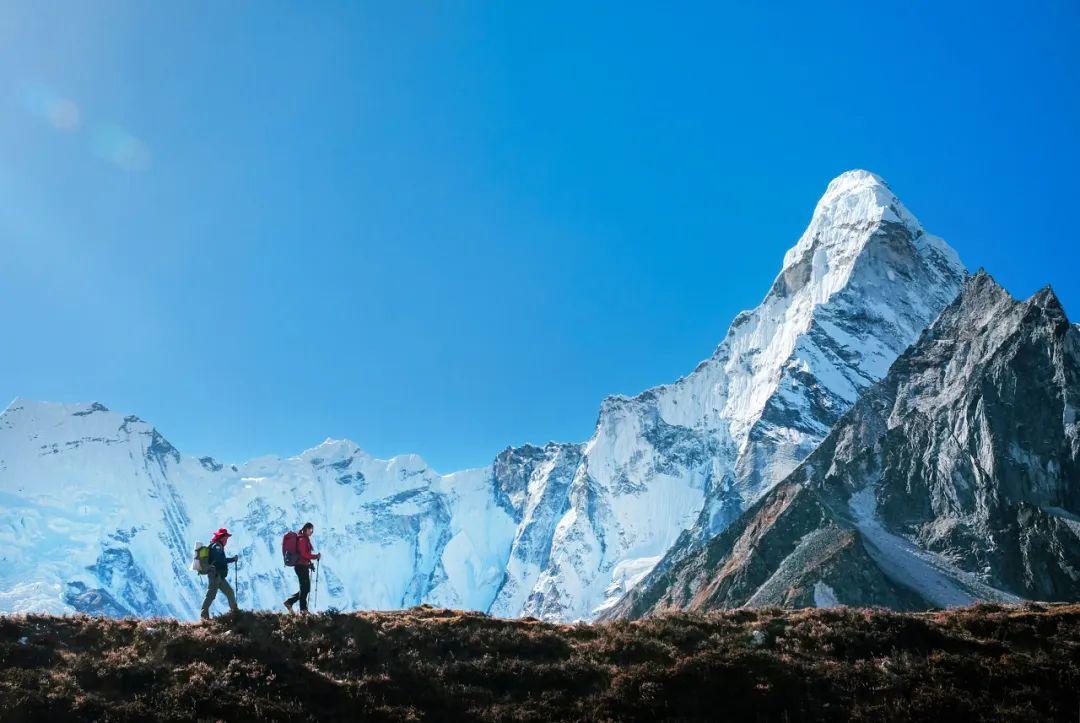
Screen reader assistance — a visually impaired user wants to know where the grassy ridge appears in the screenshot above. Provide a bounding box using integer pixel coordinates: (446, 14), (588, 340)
(1, 603), (1078, 721)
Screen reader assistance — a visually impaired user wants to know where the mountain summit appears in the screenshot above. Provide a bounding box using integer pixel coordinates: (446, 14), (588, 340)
(493, 169), (965, 620)
(0, 172), (967, 620)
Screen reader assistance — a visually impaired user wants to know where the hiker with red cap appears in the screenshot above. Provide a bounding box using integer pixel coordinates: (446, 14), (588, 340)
(200, 527), (240, 620)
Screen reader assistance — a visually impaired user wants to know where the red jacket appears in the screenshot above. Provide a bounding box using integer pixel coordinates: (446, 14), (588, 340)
(296, 532), (320, 565)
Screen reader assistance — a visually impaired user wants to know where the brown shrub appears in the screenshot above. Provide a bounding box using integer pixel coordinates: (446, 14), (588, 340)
(0, 604), (1077, 721)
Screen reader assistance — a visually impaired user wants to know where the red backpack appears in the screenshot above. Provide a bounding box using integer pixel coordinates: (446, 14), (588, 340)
(282, 531), (299, 567)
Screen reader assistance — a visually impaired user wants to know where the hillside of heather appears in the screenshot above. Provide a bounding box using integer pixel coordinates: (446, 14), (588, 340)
(1, 603), (1078, 722)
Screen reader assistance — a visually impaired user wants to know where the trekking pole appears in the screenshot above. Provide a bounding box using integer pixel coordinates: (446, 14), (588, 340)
(313, 560), (320, 612)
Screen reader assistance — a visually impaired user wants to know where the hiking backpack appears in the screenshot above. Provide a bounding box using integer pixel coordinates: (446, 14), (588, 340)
(282, 531), (299, 567)
(191, 542), (212, 575)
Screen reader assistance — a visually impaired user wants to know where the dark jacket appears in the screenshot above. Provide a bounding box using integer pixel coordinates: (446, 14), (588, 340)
(208, 542), (236, 575)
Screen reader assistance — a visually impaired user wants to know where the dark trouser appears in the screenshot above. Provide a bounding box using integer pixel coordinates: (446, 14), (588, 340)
(285, 564), (311, 611)
(201, 568), (238, 619)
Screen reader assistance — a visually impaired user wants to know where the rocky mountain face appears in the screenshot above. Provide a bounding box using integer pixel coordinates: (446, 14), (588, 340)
(0, 170), (969, 621)
(492, 170), (966, 620)
(604, 272), (1080, 619)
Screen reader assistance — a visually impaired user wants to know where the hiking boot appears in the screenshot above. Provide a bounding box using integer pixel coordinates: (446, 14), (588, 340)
(284, 600), (295, 614)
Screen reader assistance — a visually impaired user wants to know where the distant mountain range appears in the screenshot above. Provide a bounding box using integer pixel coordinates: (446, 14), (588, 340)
(4, 170), (1076, 621)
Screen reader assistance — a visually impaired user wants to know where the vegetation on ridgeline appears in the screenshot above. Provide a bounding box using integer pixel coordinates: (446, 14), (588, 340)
(0, 603), (1078, 721)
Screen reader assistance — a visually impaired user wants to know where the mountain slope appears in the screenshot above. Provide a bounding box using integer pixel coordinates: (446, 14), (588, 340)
(605, 272), (1080, 618)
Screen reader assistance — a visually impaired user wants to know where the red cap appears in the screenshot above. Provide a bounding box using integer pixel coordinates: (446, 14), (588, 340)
(211, 527), (232, 543)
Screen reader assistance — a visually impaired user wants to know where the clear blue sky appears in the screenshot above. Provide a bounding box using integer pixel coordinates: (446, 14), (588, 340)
(1, 3), (1077, 472)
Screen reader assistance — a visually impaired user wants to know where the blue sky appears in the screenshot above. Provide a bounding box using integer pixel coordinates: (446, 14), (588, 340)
(1, 2), (1077, 472)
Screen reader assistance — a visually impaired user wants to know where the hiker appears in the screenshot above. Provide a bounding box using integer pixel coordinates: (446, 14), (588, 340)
(283, 522), (321, 613)
(201, 527), (239, 620)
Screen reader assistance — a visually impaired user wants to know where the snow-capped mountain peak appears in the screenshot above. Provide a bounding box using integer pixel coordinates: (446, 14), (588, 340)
(301, 438), (369, 462)
(494, 170), (966, 621)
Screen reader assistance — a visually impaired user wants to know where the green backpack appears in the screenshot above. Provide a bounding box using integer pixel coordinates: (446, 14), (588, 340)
(191, 542), (212, 575)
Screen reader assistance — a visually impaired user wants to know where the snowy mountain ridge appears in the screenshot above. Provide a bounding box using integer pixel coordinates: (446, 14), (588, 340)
(0, 397), (516, 618)
(0, 170), (968, 620)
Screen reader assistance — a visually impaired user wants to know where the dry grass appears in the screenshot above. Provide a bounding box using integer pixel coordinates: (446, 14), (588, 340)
(0, 603), (1078, 721)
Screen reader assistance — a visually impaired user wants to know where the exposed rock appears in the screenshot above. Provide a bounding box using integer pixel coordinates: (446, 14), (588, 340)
(606, 272), (1080, 618)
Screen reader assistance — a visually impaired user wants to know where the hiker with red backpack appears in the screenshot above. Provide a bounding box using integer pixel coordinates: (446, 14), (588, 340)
(199, 527), (240, 620)
(282, 522), (321, 614)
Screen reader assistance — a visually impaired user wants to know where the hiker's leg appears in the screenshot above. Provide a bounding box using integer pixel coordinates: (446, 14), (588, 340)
(219, 575), (238, 612)
(285, 565), (303, 606)
(201, 572), (220, 618)
(297, 565), (311, 612)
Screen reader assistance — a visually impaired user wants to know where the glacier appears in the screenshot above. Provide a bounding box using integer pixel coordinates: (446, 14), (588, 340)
(0, 170), (967, 620)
